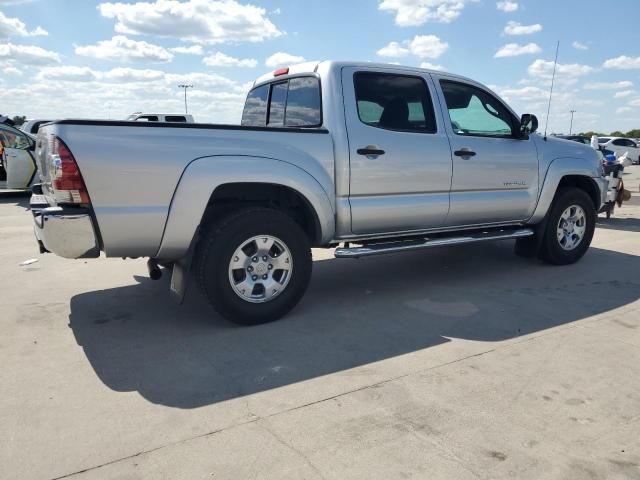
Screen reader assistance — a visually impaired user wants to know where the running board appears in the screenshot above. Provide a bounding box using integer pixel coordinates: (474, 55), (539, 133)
(334, 228), (534, 258)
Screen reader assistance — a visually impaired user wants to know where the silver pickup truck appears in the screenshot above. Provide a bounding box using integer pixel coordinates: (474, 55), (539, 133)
(30, 61), (608, 325)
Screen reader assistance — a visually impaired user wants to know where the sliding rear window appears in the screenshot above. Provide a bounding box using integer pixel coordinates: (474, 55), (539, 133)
(241, 76), (322, 128)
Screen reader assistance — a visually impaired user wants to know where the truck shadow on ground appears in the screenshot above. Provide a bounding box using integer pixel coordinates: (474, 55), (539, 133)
(0, 192), (29, 209)
(69, 243), (640, 409)
(596, 217), (640, 233)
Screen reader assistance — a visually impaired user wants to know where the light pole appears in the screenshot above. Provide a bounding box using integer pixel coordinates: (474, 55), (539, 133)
(569, 109), (576, 135)
(178, 84), (193, 114)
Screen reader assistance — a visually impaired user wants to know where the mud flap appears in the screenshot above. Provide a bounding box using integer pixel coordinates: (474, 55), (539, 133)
(169, 257), (190, 304)
(514, 213), (549, 258)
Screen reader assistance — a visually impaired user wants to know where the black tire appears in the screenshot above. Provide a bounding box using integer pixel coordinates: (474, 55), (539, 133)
(537, 188), (596, 265)
(195, 207), (312, 325)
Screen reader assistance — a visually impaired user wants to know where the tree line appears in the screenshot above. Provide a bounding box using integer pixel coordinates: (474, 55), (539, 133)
(578, 129), (640, 138)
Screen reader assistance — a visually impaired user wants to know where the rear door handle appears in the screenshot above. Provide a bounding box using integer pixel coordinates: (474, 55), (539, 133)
(357, 146), (385, 157)
(454, 149), (476, 158)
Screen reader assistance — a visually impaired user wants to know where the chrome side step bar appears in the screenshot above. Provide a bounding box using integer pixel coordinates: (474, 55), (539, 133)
(334, 228), (534, 258)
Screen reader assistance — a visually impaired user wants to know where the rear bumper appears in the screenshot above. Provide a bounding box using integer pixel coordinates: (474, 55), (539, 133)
(31, 194), (100, 259)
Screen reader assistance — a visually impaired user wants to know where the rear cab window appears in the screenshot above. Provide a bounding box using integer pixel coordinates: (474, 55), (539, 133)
(241, 76), (322, 128)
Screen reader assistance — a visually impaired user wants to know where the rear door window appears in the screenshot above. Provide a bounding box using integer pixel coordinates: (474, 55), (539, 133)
(353, 72), (436, 133)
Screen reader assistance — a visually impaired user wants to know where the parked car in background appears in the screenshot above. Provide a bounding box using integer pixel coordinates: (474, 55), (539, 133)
(20, 119), (55, 137)
(598, 137), (640, 165)
(31, 61), (607, 325)
(126, 113), (195, 123)
(0, 122), (37, 190)
(557, 135), (591, 145)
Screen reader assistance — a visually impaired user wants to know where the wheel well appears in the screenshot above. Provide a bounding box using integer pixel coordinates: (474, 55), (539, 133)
(557, 175), (600, 209)
(201, 183), (322, 244)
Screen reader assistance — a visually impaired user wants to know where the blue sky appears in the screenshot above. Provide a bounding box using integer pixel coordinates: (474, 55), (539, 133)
(1, 0), (639, 133)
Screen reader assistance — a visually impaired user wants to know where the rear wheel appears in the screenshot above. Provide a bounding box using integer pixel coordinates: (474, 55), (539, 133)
(537, 188), (596, 265)
(195, 207), (312, 325)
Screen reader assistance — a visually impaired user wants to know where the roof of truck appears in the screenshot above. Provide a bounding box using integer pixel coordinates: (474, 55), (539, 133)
(252, 60), (474, 88)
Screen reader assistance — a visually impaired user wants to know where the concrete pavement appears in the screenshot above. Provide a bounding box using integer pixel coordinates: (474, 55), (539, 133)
(1, 168), (639, 480)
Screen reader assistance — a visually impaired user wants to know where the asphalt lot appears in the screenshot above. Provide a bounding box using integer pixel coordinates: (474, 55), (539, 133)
(1, 168), (639, 480)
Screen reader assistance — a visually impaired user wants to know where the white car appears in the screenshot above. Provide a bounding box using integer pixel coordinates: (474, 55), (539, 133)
(0, 123), (38, 190)
(598, 137), (640, 165)
(20, 119), (55, 137)
(126, 113), (195, 123)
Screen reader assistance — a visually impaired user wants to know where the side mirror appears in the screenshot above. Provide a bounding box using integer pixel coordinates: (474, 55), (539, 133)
(520, 114), (538, 135)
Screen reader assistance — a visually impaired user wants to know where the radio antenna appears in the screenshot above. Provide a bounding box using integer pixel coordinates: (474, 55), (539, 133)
(543, 41), (560, 141)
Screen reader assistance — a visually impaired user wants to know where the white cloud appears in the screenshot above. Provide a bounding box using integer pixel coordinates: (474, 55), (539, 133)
(102, 67), (165, 82)
(377, 35), (447, 59)
(203, 52), (257, 68)
(572, 41), (588, 51)
(409, 35), (448, 59)
(0, 42), (60, 65)
(528, 59), (594, 79)
(495, 42), (541, 58)
(603, 55), (640, 70)
(377, 41), (409, 58)
(36, 66), (98, 82)
(3, 65), (22, 75)
(420, 61), (445, 71)
(164, 71), (236, 88)
(378, 0), (472, 27)
(98, 0), (282, 44)
(170, 45), (204, 55)
(583, 81), (633, 90)
(496, 1), (518, 12)
(496, 85), (548, 102)
(616, 107), (632, 114)
(614, 90), (635, 99)
(504, 21), (543, 35)
(0, 11), (47, 38)
(265, 52), (305, 68)
(0, 65), (248, 124)
(75, 35), (174, 63)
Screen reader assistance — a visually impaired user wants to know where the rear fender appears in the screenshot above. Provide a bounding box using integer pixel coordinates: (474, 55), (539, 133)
(155, 155), (335, 259)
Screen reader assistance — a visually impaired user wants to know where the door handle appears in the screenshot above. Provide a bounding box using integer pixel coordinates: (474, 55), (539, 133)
(357, 146), (385, 157)
(454, 149), (476, 158)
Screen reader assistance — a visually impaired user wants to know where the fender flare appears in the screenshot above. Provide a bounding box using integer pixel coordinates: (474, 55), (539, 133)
(528, 156), (603, 224)
(155, 155), (335, 259)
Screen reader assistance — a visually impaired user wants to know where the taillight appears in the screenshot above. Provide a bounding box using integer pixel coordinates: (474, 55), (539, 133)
(50, 136), (90, 205)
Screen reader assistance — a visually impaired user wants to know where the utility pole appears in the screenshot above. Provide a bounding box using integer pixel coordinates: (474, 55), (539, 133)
(569, 109), (576, 135)
(178, 84), (193, 114)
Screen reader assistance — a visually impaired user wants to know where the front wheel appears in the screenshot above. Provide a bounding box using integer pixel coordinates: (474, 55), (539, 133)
(537, 188), (596, 265)
(195, 208), (312, 325)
